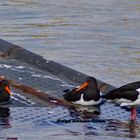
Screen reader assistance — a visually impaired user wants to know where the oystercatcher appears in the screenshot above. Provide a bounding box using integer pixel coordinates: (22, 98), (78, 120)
(102, 81), (140, 121)
(63, 77), (102, 106)
(0, 80), (12, 103)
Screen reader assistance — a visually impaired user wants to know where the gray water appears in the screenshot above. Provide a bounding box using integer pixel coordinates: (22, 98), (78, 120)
(0, 0), (140, 87)
(0, 1), (140, 140)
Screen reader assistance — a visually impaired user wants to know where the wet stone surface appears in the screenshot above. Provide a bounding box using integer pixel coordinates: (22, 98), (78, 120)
(0, 58), (76, 100)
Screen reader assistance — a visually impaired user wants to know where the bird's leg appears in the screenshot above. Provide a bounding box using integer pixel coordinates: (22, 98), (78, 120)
(130, 107), (136, 121)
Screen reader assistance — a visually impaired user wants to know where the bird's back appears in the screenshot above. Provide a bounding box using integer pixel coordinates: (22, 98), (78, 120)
(119, 81), (140, 91)
(103, 90), (139, 101)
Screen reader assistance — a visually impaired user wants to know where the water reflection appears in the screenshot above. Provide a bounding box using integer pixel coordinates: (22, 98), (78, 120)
(67, 106), (140, 138)
(74, 119), (140, 139)
(68, 106), (100, 120)
(0, 107), (11, 128)
(128, 121), (137, 138)
(104, 119), (139, 138)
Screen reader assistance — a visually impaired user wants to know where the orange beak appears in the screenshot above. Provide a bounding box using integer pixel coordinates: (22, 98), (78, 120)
(75, 82), (89, 92)
(5, 86), (12, 96)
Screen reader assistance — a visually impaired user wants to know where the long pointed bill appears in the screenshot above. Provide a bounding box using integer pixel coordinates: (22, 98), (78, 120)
(5, 86), (12, 96)
(75, 82), (89, 92)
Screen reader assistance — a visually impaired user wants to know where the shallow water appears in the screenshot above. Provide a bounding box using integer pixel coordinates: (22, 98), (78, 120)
(0, 106), (140, 140)
(0, 0), (140, 139)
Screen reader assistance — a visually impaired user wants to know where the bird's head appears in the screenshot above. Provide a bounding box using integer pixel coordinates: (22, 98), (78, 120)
(75, 76), (98, 92)
(0, 80), (12, 96)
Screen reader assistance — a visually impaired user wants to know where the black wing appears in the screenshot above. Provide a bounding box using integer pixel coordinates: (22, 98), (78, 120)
(63, 88), (82, 102)
(118, 81), (140, 91)
(102, 89), (139, 101)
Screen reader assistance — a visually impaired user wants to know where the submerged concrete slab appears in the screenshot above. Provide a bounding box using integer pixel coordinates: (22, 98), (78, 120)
(0, 39), (114, 90)
(0, 38), (115, 107)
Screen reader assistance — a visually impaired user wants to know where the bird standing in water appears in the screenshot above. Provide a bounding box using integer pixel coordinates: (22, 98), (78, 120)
(0, 80), (12, 103)
(63, 77), (102, 106)
(102, 81), (140, 121)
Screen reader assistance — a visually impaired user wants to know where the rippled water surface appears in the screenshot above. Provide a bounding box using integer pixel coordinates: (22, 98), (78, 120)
(0, 0), (140, 86)
(0, 1), (140, 139)
(0, 106), (140, 140)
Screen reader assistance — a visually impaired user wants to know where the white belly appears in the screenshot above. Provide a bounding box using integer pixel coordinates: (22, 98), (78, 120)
(136, 88), (140, 93)
(114, 99), (132, 104)
(119, 95), (140, 107)
(73, 94), (102, 106)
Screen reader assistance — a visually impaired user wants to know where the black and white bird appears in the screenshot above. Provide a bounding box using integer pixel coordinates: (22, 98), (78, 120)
(102, 81), (140, 121)
(0, 80), (12, 103)
(63, 77), (102, 106)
